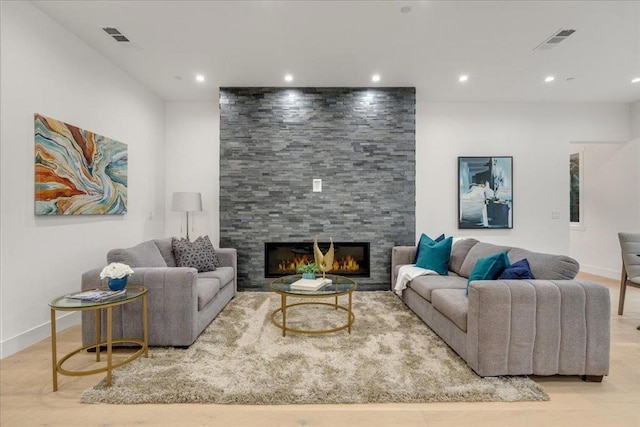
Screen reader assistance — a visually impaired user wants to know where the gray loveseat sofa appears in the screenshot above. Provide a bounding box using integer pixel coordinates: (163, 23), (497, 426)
(392, 238), (610, 381)
(81, 238), (237, 347)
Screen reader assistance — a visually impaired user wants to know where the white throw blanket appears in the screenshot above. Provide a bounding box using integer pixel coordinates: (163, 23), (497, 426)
(394, 264), (438, 296)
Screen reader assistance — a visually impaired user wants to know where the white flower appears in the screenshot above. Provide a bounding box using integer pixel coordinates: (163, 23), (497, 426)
(100, 262), (134, 279)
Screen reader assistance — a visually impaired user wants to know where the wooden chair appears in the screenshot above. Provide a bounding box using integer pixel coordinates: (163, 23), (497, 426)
(617, 233), (640, 328)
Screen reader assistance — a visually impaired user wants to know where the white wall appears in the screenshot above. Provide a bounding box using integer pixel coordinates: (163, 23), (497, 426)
(164, 101), (220, 245)
(162, 97), (632, 265)
(0, 2), (166, 358)
(569, 140), (640, 278)
(416, 102), (631, 255)
(632, 101), (640, 139)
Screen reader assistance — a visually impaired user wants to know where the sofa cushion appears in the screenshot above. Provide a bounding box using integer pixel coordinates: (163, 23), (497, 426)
(467, 251), (510, 294)
(449, 238), (479, 275)
(507, 247), (579, 280)
(409, 274), (467, 302)
(197, 278), (221, 311)
(154, 237), (177, 267)
(198, 266), (235, 288)
(499, 258), (535, 279)
(173, 235), (219, 273)
(414, 233), (445, 264)
(415, 236), (453, 275)
(107, 240), (167, 268)
(431, 289), (469, 332)
(459, 242), (512, 278)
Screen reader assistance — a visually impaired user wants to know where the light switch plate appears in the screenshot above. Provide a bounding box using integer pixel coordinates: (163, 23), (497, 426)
(313, 179), (322, 192)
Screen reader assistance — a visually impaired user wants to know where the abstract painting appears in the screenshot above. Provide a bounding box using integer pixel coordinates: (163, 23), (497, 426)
(458, 156), (513, 229)
(34, 114), (127, 215)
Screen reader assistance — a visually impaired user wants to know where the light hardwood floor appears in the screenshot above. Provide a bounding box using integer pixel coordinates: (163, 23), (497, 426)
(1, 273), (639, 427)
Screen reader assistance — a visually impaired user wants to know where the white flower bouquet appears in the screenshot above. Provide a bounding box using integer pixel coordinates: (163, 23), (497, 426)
(100, 262), (134, 280)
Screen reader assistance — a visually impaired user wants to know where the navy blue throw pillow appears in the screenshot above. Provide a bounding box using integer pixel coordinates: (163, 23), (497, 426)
(498, 258), (535, 280)
(414, 233), (445, 264)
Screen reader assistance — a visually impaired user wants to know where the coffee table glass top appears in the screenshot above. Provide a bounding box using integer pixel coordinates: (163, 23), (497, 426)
(270, 274), (357, 296)
(49, 285), (147, 309)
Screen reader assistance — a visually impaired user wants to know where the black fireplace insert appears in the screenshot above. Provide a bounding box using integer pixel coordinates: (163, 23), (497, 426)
(265, 241), (370, 278)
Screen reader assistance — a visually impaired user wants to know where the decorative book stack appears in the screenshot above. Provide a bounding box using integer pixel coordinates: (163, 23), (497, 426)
(66, 289), (126, 302)
(289, 278), (332, 291)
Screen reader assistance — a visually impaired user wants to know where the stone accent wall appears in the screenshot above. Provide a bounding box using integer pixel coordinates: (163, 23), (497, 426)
(219, 87), (415, 291)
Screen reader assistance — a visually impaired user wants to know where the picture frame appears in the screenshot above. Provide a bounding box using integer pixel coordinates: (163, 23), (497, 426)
(34, 114), (128, 215)
(458, 156), (513, 229)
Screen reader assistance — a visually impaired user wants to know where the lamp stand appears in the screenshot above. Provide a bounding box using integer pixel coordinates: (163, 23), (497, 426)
(185, 212), (191, 240)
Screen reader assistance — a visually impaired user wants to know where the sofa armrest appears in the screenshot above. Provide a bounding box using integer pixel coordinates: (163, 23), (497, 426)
(466, 279), (610, 377)
(391, 246), (416, 288)
(81, 267), (200, 347)
(216, 248), (237, 293)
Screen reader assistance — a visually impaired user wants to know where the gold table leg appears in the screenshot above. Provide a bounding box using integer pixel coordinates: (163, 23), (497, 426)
(95, 308), (101, 362)
(143, 293), (149, 357)
(50, 309), (58, 392)
(106, 306), (113, 386)
(348, 291), (353, 334)
(281, 294), (287, 337)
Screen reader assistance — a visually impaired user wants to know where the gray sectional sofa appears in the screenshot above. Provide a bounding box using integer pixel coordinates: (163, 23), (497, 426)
(81, 238), (236, 347)
(392, 238), (610, 381)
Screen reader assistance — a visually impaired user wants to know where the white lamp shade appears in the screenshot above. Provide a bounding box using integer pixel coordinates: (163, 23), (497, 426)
(172, 192), (202, 212)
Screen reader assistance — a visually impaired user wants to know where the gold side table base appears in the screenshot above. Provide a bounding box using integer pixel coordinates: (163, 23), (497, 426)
(271, 299), (355, 336)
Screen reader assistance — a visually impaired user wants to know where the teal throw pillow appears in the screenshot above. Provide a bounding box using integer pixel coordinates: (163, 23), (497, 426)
(414, 233), (445, 264)
(415, 236), (453, 276)
(467, 251), (510, 295)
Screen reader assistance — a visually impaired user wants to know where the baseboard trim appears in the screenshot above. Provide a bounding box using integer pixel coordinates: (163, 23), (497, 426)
(1, 312), (80, 359)
(579, 264), (619, 280)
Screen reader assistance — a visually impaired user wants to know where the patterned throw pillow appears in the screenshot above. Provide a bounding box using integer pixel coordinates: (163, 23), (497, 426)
(172, 235), (219, 272)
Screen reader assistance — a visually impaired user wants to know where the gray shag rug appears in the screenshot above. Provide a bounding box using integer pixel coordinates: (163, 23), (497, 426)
(81, 291), (549, 404)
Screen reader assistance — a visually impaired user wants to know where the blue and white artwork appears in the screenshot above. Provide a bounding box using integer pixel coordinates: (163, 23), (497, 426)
(458, 156), (513, 229)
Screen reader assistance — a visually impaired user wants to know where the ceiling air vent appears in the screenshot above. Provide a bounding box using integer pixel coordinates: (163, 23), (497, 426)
(533, 28), (575, 51)
(102, 27), (130, 43)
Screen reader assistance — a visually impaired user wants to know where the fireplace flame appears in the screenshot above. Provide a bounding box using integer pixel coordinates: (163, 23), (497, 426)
(277, 254), (360, 274)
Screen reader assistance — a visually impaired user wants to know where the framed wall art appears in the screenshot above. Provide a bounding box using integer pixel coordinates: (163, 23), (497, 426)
(458, 156), (513, 229)
(34, 114), (128, 215)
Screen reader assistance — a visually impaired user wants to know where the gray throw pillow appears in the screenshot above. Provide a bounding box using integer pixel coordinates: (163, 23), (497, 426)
(107, 240), (167, 267)
(172, 235), (219, 272)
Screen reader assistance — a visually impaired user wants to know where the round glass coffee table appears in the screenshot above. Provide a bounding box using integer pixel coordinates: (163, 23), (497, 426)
(269, 274), (357, 336)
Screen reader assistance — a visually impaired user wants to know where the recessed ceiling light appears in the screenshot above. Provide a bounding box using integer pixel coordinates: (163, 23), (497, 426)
(632, 77), (640, 84)
(544, 76), (555, 83)
(195, 74), (205, 82)
(371, 74), (381, 82)
(284, 74), (293, 82)
(458, 74), (469, 83)
(400, 6), (411, 13)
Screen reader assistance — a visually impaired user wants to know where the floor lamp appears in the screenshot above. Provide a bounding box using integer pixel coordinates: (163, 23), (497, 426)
(172, 192), (202, 240)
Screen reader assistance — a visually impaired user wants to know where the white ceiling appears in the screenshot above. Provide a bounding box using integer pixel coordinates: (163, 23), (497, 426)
(32, 0), (640, 103)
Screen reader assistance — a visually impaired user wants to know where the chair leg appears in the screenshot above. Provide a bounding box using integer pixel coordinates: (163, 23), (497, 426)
(618, 269), (627, 315)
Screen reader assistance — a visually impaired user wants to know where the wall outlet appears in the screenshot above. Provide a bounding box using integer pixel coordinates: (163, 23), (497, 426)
(551, 211), (560, 219)
(147, 210), (153, 220)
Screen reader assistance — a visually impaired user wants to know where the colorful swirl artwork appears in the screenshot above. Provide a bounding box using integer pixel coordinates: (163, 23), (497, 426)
(34, 114), (128, 215)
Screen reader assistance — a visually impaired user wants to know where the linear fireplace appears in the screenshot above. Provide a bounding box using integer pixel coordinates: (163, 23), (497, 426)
(265, 241), (370, 278)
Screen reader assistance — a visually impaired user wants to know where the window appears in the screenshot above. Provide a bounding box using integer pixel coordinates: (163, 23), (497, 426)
(569, 150), (585, 230)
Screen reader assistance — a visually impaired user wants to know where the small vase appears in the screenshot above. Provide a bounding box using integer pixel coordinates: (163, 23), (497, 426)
(301, 273), (315, 280)
(107, 276), (128, 291)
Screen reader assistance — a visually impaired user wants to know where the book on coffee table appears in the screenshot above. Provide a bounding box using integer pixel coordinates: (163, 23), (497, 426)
(66, 289), (126, 302)
(289, 278), (331, 291)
